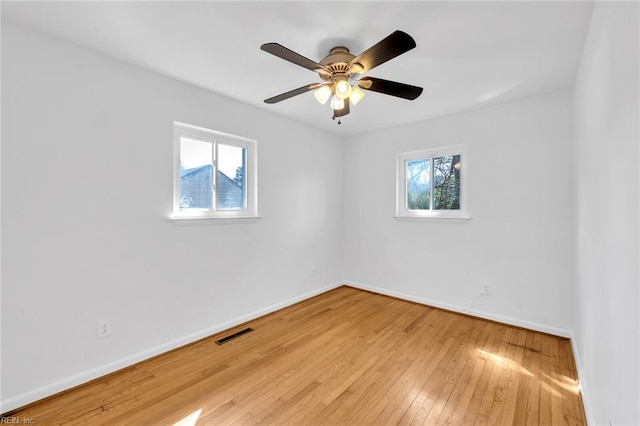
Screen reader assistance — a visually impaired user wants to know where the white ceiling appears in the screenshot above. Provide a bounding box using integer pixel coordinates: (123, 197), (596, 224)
(2, 1), (594, 137)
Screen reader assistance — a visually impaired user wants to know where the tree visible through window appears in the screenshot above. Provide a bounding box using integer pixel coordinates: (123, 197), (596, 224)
(407, 159), (430, 210)
(433, 155), (461, 210)
(397, 146), (467, 219)
(406, 155), (460, 211)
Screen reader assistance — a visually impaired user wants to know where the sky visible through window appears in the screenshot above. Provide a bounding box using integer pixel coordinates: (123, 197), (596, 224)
(180, 137), (243, 179)
(174, 124), (256, 216)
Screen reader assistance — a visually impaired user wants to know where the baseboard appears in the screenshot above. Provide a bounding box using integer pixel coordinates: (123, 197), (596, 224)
(343, 280), (573, 338)
(0, 281), (343, 414)
(570, 335), (594, 425)
(2, 281), (587, 417)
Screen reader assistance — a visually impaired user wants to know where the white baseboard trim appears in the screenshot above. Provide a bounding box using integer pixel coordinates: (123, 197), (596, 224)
(570, 335), (593, 425)
(0, 281), (343, 414)
(343, 280), (573, 338)
(4, 281), (589, 418)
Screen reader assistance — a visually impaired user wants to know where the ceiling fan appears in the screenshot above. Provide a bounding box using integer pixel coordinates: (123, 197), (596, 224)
(260, 30), (423, 123)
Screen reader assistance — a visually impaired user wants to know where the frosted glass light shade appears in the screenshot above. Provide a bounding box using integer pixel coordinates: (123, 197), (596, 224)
(335, 79), (352, 100)
(330, 95), (345, 110)
(314, 85), (332, 105)
(349, 86), (365, 106)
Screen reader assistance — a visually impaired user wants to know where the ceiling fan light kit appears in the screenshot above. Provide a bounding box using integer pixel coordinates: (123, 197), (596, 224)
(334, 76), (352, 100)
(261, 30), (424, 124)
(330, 96), (345, 111)
(349, 85), (365, 106)
(313, 85), (332, 105)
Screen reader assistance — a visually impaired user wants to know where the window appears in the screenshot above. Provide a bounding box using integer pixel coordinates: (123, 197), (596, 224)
(396, 145), (468, 220)
(172, 122), (257, 220)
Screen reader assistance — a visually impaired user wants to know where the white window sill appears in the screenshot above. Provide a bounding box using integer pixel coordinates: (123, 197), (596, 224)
(394, 215), (470, 224)
(169, 215), (262, 226)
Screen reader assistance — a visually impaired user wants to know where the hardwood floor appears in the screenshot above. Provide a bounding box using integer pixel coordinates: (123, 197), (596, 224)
(5, 286), (586, 425)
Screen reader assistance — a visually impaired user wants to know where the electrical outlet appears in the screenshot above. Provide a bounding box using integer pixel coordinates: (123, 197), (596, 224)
(481, 284), (492, 295)
(98, 320), (112, 339)
(310, 266), (316, 278)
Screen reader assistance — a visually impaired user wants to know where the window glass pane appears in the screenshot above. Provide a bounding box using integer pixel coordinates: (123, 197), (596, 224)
(217, 143), (246, 210)
(433, 155), (461, 210)
(179, 137), (213, 209)
(407, 159), (430, 210)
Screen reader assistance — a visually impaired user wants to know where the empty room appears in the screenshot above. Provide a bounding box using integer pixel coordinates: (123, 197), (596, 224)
(1, 1), (638, 425)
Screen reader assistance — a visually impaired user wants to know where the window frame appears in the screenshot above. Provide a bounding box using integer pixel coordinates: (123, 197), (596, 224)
(395, 145), (469, 221)
(171, 122), (258, 221)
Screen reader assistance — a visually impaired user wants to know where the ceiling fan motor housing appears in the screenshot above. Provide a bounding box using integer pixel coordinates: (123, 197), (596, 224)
(319, 46), (358, 81)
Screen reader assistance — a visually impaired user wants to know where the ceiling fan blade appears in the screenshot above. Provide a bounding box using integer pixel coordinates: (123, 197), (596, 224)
(348, 30), (416, 74)
(261, 43), (332, 77)
(358, 77), (423, 100)
(264, 83), (321, 104)
(333, 102), (350, 118)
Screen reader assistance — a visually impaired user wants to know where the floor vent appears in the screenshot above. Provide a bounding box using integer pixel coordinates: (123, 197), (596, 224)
(215, 327), (254, 345)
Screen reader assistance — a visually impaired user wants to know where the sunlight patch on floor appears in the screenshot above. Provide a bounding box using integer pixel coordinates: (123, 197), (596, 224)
(476, 349), (534, 377)
(543, 372), (582, 395)
(173, 409), (202, 426)
(540, 381), (564, 398)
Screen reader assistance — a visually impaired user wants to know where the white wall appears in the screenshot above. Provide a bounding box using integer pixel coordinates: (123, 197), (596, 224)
(1, 23), (344, 411)
(3, 5), (639, 422)
(573, 2), (639, 425)
(343, 91), (575, 335)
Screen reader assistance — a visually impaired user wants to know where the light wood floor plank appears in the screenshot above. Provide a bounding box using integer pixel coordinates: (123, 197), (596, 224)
(4, 286), (586, 425)
(433, 319), (493, 425)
